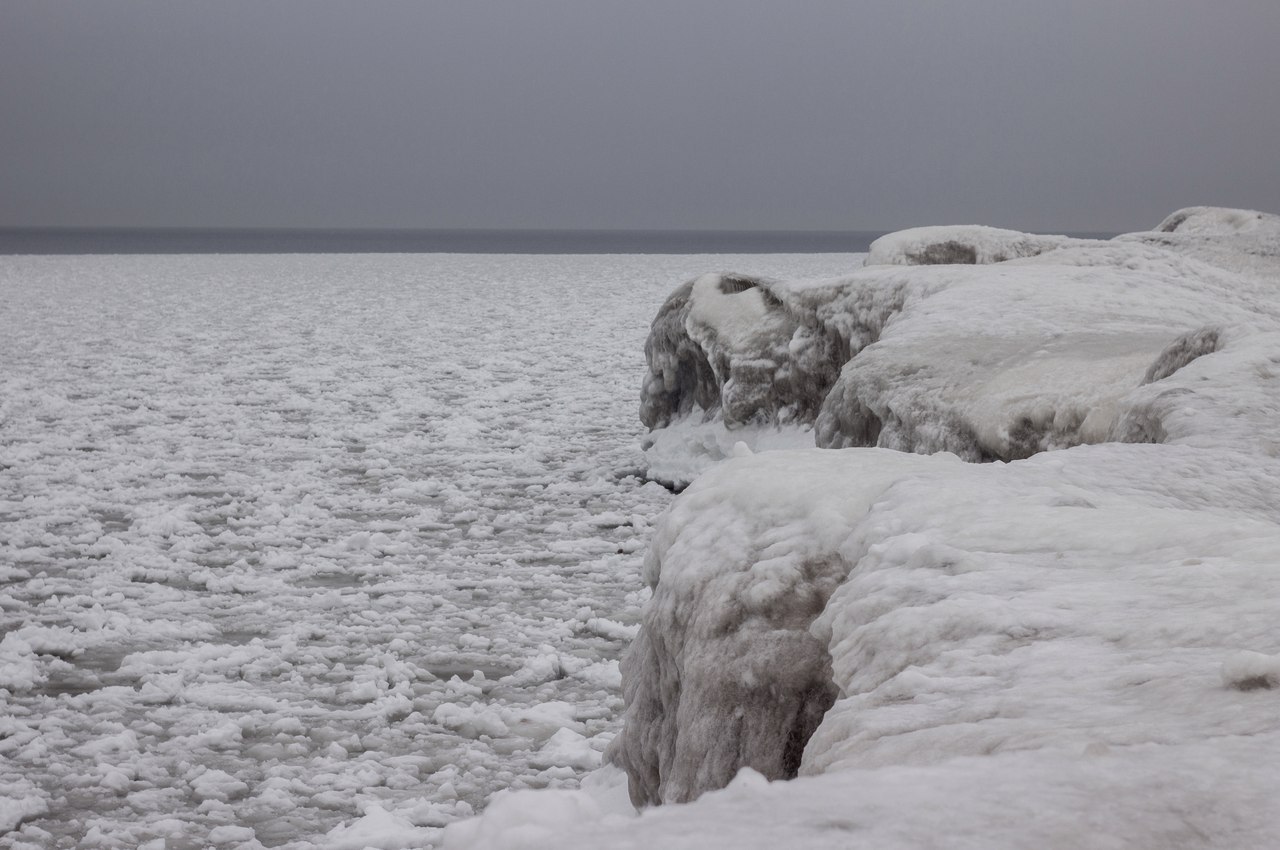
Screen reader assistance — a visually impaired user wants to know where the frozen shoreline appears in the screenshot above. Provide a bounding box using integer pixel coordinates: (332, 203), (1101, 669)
(454, 208), (1280, 849)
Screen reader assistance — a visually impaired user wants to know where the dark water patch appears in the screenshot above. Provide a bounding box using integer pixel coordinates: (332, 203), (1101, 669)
(294, 573), (366, 589)
(41, 646), (133, 696)
(220, 629), (267, 645)
(426, 662), (518, 681)
(130, 572), (206, 591)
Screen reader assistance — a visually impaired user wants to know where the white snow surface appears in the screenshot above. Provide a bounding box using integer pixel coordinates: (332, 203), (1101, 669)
(0, 251), (863, 849)
(462, 214), (1280, 848)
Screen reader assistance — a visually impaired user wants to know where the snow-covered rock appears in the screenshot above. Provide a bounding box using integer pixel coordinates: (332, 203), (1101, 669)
(864, 224), (1075, 266)
(639, 272), (852, 487)
(1154, 205), (1280, 236)
(578, 435), (1280, 850)
(640, 272), (814, 432)
(607, 448), (943, 806)
(815, 240), (1277, 460)
(493, 207), (1280, 848)
(640, 212), (1280, 476)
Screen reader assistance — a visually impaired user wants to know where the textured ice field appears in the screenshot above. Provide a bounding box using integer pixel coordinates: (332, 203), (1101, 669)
(0, 252), (864, 848)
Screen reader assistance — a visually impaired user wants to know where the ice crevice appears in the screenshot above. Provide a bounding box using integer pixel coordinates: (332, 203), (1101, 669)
(466, 207), (1280, 847)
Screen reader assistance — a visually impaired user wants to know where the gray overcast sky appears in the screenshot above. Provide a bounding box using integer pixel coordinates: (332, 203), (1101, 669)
(2, 1), (1278, 232)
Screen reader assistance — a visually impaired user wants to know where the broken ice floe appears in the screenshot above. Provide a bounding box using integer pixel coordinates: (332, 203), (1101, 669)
(0, 250), (861, 847)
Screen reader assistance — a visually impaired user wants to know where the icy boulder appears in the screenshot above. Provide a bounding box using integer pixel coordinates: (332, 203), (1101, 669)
(641, 273), (801, 431)
(637, 265), (949, 487)
(641, 210), (1280, 476)
(864, 225), (1074, 266)
(607, 449), (944, 806)
(639, 272), (848, 488)
(814, 240), (1277, 460)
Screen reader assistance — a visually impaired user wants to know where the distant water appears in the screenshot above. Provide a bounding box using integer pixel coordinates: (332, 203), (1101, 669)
(0, 228), (894, 255)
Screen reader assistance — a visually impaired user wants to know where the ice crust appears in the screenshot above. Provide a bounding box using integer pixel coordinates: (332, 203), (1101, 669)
(452, 210), (1280, 847)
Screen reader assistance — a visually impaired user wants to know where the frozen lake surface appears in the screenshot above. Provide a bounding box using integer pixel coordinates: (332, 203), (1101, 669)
(0, 252), (862, 848)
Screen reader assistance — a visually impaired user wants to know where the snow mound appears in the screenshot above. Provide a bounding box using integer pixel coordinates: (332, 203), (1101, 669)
(1122, 206), (1280, 280)
(864, 225), (1074, 266)
(1110, 330), (1280, 456)
(322, 804), (438, 850)
(1155, 205), (1280, 235)
(440, 766), (634, 849)
(639, 417), (816, 492)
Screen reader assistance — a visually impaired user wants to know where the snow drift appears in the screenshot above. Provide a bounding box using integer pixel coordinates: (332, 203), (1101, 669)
(453, 208), (1280, 848)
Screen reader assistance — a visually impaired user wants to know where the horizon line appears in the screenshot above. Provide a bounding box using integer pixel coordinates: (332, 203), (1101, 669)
(0, 224), (1119, 236)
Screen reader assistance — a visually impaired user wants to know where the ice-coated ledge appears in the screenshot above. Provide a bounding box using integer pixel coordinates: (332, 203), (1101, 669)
(639, 208), (1280, 479)
(449, 208), (1280, 848)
